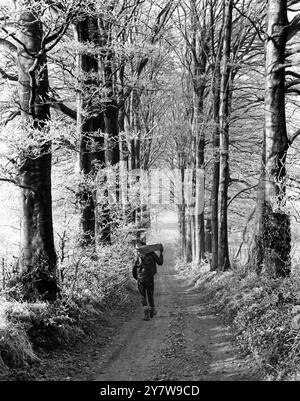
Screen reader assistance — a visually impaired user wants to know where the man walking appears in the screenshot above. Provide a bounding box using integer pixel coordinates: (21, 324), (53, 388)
(132, 241), (164, 321)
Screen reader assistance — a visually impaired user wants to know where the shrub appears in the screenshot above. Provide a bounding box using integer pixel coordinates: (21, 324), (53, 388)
(209, 271), (300, 380)
(0, 232), (137, 369)
(175, 257), (300, 381)
(0, 301), (38, 369)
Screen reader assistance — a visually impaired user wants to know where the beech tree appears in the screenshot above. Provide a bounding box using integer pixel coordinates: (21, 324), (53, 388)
(76, 12), (105, 247)
(189, 0), (209, 263)
(209, 0), (262, 271)
(217, 0), (233, 271)
(253, 0), (300, 276)
(0, 0), (79, 300)
(246, 0), (300, 277)
(209, 0), (223, 271)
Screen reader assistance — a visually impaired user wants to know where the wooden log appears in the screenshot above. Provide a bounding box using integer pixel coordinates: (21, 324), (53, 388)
(136, 243), (162, 255)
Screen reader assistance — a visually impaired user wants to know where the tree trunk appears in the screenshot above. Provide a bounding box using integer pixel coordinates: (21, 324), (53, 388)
(191, 213), (196, 260)
(185, 167), (193, 262)
(76, 18), (105, 247)
(99, 17), (119, 167)
(248, 132), (265, 273)
(17, 10), (58, 301)
(210, 27), (222, 271)
(211, 79), (221, 271)
(191, 167), (196, 261)
(218, 0), (232, 272)
(263, 0), (290, 277)
(205, 218), (212, 253)
(193, 100), (205, 264)
(180, 167), (187, 260)
(186, 215), (193, 263)
(99, 16), (120, 244)
(133, 90), (142, 225)
(128, 92), (136, 224)
(178, 204), (186, 260)
(190, 0), (207, 264)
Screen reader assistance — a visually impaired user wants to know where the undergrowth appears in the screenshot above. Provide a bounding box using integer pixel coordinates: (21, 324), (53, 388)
(176, 259), (300, 381)
(0, 232), (137, 372)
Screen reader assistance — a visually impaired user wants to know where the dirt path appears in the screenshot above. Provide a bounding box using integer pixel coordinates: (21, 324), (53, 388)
(93, 217), (259, 381)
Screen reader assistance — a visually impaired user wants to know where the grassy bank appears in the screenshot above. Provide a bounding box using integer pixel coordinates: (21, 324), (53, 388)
(175, 260), (300, 381)
(0, 236), (138, 380)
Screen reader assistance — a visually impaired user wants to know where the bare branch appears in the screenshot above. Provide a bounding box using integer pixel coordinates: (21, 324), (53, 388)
(119, 1), (176, 106)
(1, 26), (35, 57)
(287, 13), (300, 41)
(1, 110), (20, 125)
(0, 178), (35, 192)
(48, 96), (77, 120)
(228, 184), (258, 207)
(0, 38), (17, 52)
(288, 128), (300, 145)
(232, 3), (267, 42)
(0, 66), (18, 81)
(286, 70), (300, 79)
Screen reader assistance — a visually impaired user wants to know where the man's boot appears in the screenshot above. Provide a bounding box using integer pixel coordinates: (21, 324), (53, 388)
(150, 307), (157, 318)
(143, 306), (150, 321)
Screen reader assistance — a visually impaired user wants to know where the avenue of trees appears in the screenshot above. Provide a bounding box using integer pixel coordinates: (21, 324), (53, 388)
(1, 0), (300, 301)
